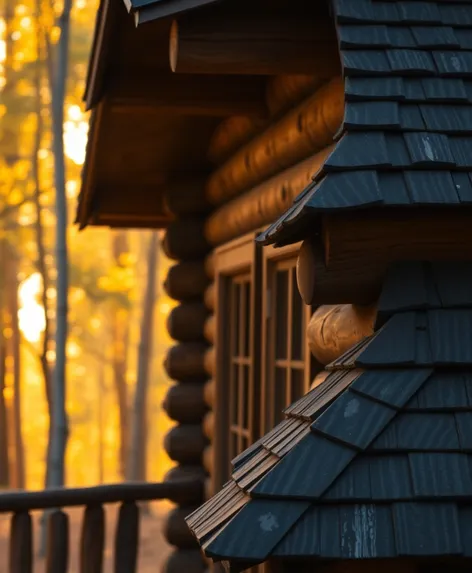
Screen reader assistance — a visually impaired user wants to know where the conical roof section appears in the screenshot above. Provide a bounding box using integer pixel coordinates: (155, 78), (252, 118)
(186, 262), (472, 570)
(258, 0), (472, 247)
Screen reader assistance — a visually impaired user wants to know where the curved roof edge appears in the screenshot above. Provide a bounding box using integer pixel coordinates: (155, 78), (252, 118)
(257, 0), (472, 247)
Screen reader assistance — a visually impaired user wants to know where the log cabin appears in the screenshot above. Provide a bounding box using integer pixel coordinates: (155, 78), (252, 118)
(78, 0), (472, 572)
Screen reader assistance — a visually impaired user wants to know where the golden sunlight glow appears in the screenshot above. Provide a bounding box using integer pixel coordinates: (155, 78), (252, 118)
(18, 273), (46, 344)
(64, 104), (88, 165)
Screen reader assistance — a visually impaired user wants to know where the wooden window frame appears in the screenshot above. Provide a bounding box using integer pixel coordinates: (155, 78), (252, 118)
(261, 241), (320, 434)
(213, 232), (262, 492)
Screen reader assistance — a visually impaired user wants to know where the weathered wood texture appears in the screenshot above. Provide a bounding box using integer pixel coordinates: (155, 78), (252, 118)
(162, 383), (207, 424)
(114, 503), (139, 573)
(202, 411), (214, 440)
(205, 146), (333, 245)
(163, 506), (199, 549)
(307, 304), (376, 365)
(266, 74), (327, 117)
(164, 342), (208, 380)
(203, 314), (215, 344)
(164, 425), (207, 464)
(80, 505), (105, 573)
(204, 283), (215, 311)
(163, 180), (210, 217)
(161, 549), (206, 573)
(170, 15), (339, 75)
(9, 512), (32, 573)
(203, 446), (213, 474)
(206, 77), (343, 205)
(208, 115), (266, 166)
(164, 261), (210, 302)
(167, 303), (209, 342)
(162, 219), (210, 261)
(46, 511), (69, 573)
(203, 347), (216, 377)
(310, 370), (329, 390)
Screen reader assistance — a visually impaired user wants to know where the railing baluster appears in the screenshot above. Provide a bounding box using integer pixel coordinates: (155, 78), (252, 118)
(80, 505), (105, 573)
(114, 502), (139, 573)
(45, 510), (69, 573)
(9, 512), (32, 573)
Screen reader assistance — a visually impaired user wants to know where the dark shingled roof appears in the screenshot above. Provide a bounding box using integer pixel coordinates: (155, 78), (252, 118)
(258, 0), (472, 247)
(186, 262), (472, 569)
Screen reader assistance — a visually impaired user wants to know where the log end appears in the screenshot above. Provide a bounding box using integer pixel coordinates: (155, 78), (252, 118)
(297, 238), (318, 305)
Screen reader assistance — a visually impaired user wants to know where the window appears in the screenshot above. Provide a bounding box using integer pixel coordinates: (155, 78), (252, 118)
(213, 233), (261, 491)
(262, 241), (321, 433)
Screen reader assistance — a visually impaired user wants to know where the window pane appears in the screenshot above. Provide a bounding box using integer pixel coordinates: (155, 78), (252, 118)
(242, 365), (250, 431)
(275, 270), (288, 359)
(243, 280), (251, 357)
(231, 363), (238, 425)
(291, 269), (304, 361)
(232, 282), (240, 356)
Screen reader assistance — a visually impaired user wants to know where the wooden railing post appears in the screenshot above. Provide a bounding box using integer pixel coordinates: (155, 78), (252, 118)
(114, 502), (140, 573)
(9, 512), (32, 573)
(80, 505), (105, 573)
(45, 510), (69, 573)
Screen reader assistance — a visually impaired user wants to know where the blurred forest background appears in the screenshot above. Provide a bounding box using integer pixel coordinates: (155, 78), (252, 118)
(0, 0), (176, 493)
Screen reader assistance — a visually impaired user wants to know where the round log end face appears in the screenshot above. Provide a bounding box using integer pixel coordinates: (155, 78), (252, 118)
(297, 238), (316, 305)
(169, 20), (179, 73)
(310, 370), (330, 390)
(164, 424), (207, 464)
(163, 506), (199, 549)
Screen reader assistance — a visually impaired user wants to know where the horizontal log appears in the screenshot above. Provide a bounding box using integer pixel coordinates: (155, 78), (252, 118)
(204, 283), (215, 311)
(205, 146), (333, 245)
(163, 506), (199, 549)
(164, 261), (210, 302)
(162, 220), (210, 261)
(307, 304), (376, 365)
(204, 477), (213, 500)
(161, 549), (206, 573)
(310, 370), (329, 390)
(207, 115), (266, 165)
(164, 466), (206, 505)
(204, 253), (215, 279)
(266, 74), (326, 118)
(321, 209), (472, 304)
(108, 73), (268, 118)
(167, 303), (209, 342)
(170, 14), (339, 75)
(164, 343), (208, 381)
(206, 77), (344, 205)
(202, 446), (213, 474)
(202, 411), (214, 440)
(203, 379), (215, 408)
(164, 425), (208, 464)
(203, 347), (216, 377)
(163, 180), (210, 217)
(203, 315), (215, 344)
(162, 383), (208, 424)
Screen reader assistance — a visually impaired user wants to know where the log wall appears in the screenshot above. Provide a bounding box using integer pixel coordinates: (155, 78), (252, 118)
(160, 73), (343, 573)
(161, 190), (212, 573)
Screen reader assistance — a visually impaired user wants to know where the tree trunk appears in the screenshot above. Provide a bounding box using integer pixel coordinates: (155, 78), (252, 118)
(111, 232), (130, 478)
(0, 243), (10, 488)
(6, 245), (25, 489)
(47, 0), (72, 490)
(127, 232), (159, 482)
(97, 361), (105, 484)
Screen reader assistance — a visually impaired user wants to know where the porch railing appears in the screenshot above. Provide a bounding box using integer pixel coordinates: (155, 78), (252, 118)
(1, 478), (202, 573)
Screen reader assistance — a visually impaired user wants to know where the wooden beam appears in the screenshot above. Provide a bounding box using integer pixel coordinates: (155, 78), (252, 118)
(107, 73), (268, 118)
(307, 304), (376, 366)
(169, 14), (340, 75)
(206, 77), (344, 205)
(298, 209), (472, 306)
(205, 147), (334, 246)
